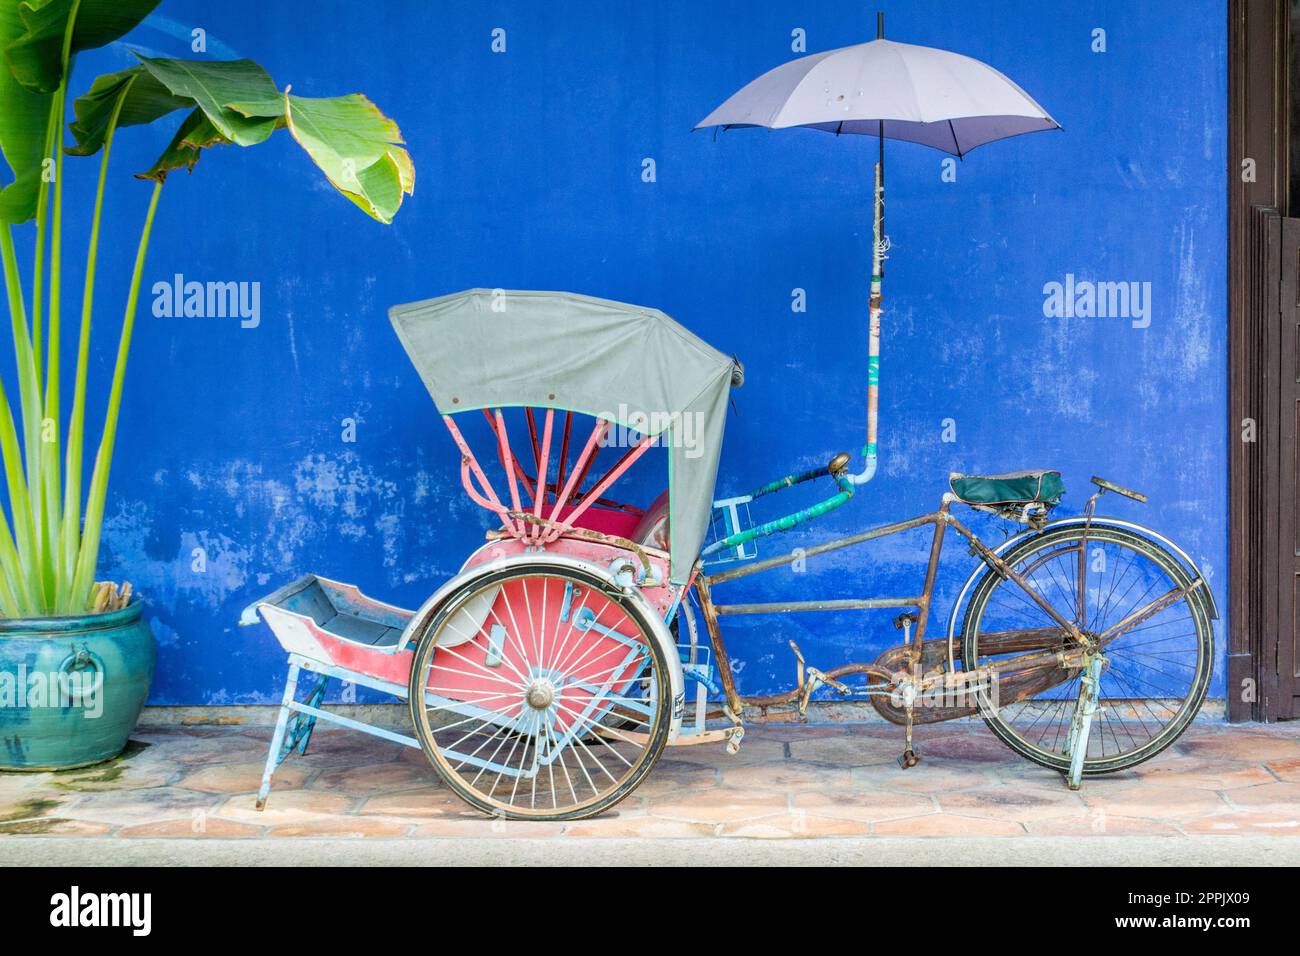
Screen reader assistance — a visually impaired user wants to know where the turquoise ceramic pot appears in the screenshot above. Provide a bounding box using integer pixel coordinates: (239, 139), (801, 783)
(0, 600), (155, 770)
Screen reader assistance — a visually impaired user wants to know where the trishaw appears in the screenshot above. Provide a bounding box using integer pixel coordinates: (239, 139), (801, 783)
(242, 288), (1216, 821)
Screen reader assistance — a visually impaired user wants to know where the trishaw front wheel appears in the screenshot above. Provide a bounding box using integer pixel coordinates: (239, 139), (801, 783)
(407, 562), (672, 821)
(961, 525), (1213, 775)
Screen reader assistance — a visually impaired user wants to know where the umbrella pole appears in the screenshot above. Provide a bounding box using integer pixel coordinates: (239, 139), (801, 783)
(849, 16), (886, 486)
(849, 124), (884, 486)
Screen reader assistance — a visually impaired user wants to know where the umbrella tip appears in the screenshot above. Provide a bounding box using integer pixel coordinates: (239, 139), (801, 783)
(876, 11), (884, 39)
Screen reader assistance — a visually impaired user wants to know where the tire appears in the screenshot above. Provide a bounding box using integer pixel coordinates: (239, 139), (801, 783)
(960, 524), (1213, 775)
(407, 561), (671, 820)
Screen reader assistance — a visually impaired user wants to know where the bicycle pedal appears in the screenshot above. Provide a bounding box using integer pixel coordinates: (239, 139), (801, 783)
(724, 725), (745, 755)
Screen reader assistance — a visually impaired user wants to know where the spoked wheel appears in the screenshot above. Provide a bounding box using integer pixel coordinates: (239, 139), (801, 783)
(407, 561), (671, 820)
(961, 525), (1213, 774)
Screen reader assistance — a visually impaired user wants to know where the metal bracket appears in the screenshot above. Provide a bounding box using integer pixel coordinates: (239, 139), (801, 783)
(1064, 653), (1106, 790)
(722, 703), (745, 755)
(968, 536), (1009, 580)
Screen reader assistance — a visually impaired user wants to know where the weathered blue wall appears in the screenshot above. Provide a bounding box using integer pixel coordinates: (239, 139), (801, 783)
(54, 0), (1225, 703)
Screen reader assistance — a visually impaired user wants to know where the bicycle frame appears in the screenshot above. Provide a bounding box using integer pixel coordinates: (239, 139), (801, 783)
(693, 494), (1108, 722)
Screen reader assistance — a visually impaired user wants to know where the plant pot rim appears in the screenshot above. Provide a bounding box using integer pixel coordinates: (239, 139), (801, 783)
(0, 597), (144, 634)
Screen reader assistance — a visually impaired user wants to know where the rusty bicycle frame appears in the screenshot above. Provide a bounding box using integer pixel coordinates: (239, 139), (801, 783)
(687, 485), (1207, 771)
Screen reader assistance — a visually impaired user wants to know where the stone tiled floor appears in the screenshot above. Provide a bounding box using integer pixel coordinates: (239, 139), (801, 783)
(1, 719), (1297, 841)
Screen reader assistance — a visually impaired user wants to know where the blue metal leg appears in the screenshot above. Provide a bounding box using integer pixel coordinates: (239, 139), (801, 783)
(1064, 654), (1104, 791)
(292, 676), (328, 756)
(257, 660), (301, 811)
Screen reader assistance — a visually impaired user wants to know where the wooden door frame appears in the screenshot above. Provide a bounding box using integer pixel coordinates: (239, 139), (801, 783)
(1229, 0), (1293, 721)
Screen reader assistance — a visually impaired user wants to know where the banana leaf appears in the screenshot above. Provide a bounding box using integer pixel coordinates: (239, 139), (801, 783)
(283, 92), (414, 224)
(136, 106), (227, 182)
(120, 57), (414, 221)
(65, 64), (190, 156)
(0, 0), (51, 223)
(133, 56), (280, 146)
(4, 0), (160, 93)
(0, 9), (416, 615)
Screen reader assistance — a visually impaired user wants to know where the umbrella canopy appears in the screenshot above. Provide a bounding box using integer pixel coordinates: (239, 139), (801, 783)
(695, 20), (1058, 495)
(696, 37), (1059, 155)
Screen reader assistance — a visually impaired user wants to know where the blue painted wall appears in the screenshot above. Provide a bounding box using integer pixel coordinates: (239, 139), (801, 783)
(49, 0), (1225, 703)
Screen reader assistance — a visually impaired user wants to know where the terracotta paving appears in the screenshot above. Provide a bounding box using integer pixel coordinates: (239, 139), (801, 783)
(0, 720), (1297, 840)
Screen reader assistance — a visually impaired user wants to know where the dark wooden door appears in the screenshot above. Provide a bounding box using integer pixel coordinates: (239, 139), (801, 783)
(1275, 218), (1300, 718)
(1230, 1), (1298, 722)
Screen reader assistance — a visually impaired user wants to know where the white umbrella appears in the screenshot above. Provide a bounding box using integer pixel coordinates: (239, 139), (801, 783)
(697, 14), (1059, 484)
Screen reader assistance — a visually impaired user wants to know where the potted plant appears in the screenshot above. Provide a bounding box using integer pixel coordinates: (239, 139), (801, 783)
(0, 0), (413, 769)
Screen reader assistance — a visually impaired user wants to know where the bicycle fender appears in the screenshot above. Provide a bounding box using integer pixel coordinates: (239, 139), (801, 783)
(946, 515), (1219, 647)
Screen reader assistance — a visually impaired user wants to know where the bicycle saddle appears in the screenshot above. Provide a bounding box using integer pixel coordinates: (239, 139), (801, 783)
(948, 470), (1064, 508)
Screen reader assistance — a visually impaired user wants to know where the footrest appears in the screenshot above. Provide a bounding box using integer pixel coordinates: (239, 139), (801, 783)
(703, 495), (757, 565)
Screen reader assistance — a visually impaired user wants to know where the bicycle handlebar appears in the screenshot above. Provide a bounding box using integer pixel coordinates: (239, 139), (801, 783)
(702, 457), (856, 559)
(1090, 476), (1148, 503)
(748, 452), (852, 500)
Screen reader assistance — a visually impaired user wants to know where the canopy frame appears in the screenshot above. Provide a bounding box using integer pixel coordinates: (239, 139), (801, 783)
(389, 289), (740, 583)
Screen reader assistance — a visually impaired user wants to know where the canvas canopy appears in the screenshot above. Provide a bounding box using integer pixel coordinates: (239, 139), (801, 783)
(389, 289), (741, 583)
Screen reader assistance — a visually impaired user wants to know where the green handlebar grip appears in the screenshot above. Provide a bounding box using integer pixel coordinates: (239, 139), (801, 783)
(702, 475), (855, 557)
(750, 466), (826, 500)
(749, 452), (852, 500)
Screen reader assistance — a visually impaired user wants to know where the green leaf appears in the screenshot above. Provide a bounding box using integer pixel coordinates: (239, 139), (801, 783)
(0, 226), (42, 611)
(226, 92), (285, 119)
(135, 106), (229, 182)
(118, 60), (415, 220)
(134, 55), (280, 147)
(76, 56), (415, 222)
(58, 58), (132, 612)
(70, 179), (161, 608)
(4, 0), (161, 94)
(65, 64), (190, 156)
(0, 0), (52, 223)
(284, 92), (414, 223)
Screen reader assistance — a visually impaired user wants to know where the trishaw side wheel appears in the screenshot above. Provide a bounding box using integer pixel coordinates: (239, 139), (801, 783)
(960, 525), (1213, 775)
(407, 562), (671, 821)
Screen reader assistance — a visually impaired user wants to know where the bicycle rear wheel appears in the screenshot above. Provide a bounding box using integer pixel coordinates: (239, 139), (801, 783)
(961, 524), (1213, 774)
